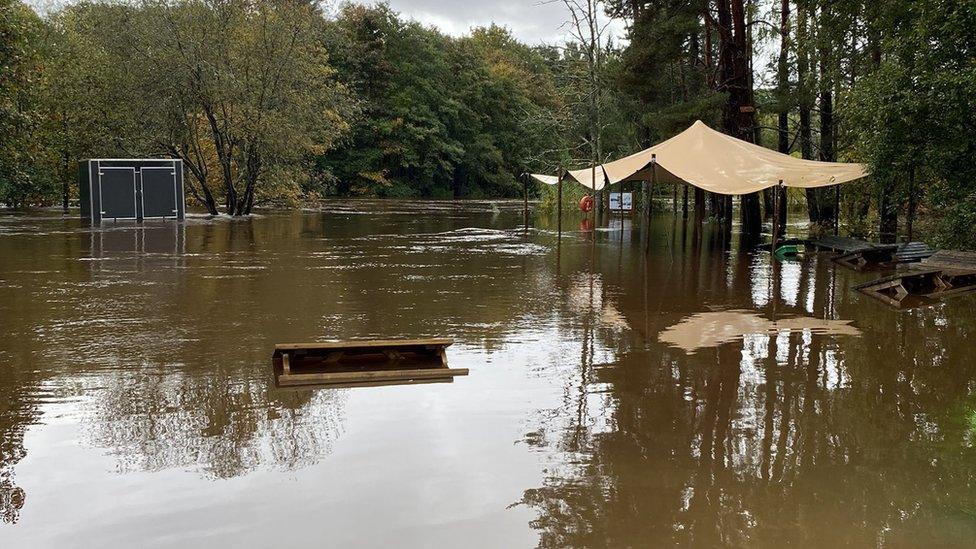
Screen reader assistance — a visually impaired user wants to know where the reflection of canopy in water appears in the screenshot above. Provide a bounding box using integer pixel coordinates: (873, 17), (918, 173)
(659, 309), (861, 353)
(531, 120), (869, 194)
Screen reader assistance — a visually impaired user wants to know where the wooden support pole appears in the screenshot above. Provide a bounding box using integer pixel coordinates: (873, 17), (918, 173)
(646, 154), (658, 253)
(649, 154), (657, 220)
(523, 174), (529, 229)
(834, 184), (841, 236)
(782, 181), (788, 242)
(682, 185), (689, 219)
(557, 168), (564, 238)
(772, 181), (781, 255)
(672, 181), (678, 216)
(618, 186), (624, 230)
(589, 163), (596, 229)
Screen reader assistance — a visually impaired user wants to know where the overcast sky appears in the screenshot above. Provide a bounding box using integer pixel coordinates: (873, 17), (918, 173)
(29, 0), (627, 45)
(344, 0), (627, 46)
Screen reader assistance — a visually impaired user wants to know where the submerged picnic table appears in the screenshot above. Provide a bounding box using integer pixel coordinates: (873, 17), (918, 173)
(272, 338), (468, 388)
(810, 236), (934, 270)
(855, 251), (976, 308)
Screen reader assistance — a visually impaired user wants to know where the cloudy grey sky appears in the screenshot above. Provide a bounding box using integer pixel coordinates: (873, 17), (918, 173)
(342, 0), (627, 46)
(29, 0), (626, 45)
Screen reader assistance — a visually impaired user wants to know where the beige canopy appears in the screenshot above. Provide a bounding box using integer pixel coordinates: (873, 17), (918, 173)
(559, 120), (868, 195)
(530, 167), (608, 190)
(528, 173), (560, 186)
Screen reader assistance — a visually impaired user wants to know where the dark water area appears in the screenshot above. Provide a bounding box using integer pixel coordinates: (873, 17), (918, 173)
(1, 200), (975, 547)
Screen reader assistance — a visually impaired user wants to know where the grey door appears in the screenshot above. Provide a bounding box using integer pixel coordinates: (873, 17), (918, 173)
(141, 167), (178, 218)
(99, 168), (137, 219)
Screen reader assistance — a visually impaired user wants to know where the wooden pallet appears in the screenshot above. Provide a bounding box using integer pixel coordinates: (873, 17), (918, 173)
(272, 338), (468, 388)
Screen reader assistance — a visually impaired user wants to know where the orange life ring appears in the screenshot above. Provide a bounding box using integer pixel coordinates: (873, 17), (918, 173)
(579, 195), (594, 213)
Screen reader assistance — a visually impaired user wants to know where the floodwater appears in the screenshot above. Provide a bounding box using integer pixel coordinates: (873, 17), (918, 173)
(1, 201), (975, 548)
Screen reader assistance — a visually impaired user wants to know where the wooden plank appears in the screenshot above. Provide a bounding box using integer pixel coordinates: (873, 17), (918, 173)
(275, 338), (453, 353)
(278, 378), (456, 391)
(278, 368), (470, 387)
(853, 268), (943, 291)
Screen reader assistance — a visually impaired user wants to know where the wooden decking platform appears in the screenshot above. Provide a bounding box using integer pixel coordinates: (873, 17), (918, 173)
(921, 250), (976, 271)
(855, 251), (976, 308)
(272, 338), (468, 388)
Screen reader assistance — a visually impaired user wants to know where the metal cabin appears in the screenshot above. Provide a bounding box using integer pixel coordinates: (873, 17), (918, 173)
(80, 159), (186, 224)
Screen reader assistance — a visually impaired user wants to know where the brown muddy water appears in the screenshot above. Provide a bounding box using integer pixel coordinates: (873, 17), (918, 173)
(1, 200), (975, 548)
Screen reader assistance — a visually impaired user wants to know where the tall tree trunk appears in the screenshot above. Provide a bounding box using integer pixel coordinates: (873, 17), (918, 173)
(592, 1), (605, 224)
(695, 188), (706, 223)
(704, 12), (715, 88)
(769, 0), (791, 225)
(171, 144), (219, 215)
(906, 166), (917, 241)
(777, 0), (791, 156)
(817, 0), (837, 225)
(717, 0), (761, 235)
(682, 185), (689, 219)
(62, 150), (70, 213)
(797, 1), (818, 224)
(879, 180), (898, 243)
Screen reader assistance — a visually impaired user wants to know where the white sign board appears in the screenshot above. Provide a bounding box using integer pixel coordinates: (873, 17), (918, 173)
(609, 192), (633, 212)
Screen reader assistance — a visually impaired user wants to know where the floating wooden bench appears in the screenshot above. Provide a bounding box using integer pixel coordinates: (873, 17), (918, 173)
(272, 339), (468, 388)
(855, 251), (976, 308)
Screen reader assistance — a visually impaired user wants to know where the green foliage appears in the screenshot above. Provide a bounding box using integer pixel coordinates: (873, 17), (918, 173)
(612, 0), (722, 143)
(0, 0), (55, 207)
(316, 6), (562, 198)
(845, 0), (976, 248)
(3, 0), (975, 246)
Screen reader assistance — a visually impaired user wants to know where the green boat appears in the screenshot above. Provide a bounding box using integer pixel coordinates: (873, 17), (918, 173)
(774, 244), (802, 259)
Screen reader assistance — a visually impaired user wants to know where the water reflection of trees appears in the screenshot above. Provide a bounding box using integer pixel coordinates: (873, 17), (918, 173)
(0, 221), (88, 524)
(523, 223), (976, 547)
(85, 373), (346, 479)
(0, 207), (569, 506)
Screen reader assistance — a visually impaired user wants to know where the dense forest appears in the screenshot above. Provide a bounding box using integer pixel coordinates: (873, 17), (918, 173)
(1, 0), (974, 247)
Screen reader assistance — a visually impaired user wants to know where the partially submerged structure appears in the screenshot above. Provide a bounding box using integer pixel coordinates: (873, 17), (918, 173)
(856, 251), (976, 309)
(272, 339), (468, 389)
(80, 159), (186, 224)
(553, 120), (867, 195)
(811, 237), (935, 271)
(530, 120), (869, 248)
